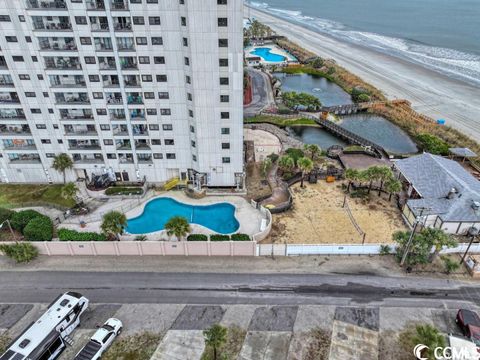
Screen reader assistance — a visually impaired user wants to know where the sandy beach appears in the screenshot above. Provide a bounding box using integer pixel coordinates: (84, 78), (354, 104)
(246, 7), (480, 142)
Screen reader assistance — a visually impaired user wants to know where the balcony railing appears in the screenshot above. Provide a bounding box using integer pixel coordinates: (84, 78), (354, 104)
(9, 156), (42, 164)
(0, 110), (26, 119)
(33, 22), (72, 31)
(86, 0), (105, 10)
(60, 111), (93, 120)
(27, 0), (67, 9)
(65, 129), (97, 136)
(127, 95), (143, 105)
(0, 80), (14, 87)
(107, 96), (123, 105)
(114, 23), (132, 31)
(110, 1), (128, 10)
(119, 156), (134, 164)
(56, 96), (90, 104)
(45, 59), (82, 70)
(0, 95), (20, 104)
(0, 126), (31, 135)
(3, 143), (37, 150)
(99, 61), (116, 70)
(40, 42), (77, 51)
(109, 112), (126, 120)
(73, 156), (104, 164)
(69, 144), (101, 150)
(117, 44), (135, 51)
(91, 23), (109, 31)
(137, 156), (153, 163)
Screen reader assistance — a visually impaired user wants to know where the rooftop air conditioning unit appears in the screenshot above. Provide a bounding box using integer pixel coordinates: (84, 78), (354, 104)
(472, 201), (480, 211)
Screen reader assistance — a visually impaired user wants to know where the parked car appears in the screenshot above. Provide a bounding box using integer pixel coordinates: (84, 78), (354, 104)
(74, 318), (123, 360)
(456, 309), (480, 346)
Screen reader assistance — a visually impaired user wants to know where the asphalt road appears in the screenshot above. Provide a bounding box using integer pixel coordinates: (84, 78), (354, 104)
(1, 271), (479, 307)
(244, 68), (274, 117)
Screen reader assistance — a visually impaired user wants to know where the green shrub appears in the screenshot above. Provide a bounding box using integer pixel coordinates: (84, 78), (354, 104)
(0, 242), (39, 263)
(105, 187), (143, 196)
(379, 245), (391, 255)
(23, 216), (53, 241)
(415, 133), (450, 155)
(210, 234), (230, 242)
(285, 148), (304, 166)
(135, 235), (147, 241)
(267, 153), (279, 163)
(441, 256), (460, 274)
(58, 228), (106, 241)
(187, 234), (208, 241)
(231, 233), (251, 241)
(0, 208), (14, 224)
(357, 93), (371, 102)
(10, 210), (43, 233)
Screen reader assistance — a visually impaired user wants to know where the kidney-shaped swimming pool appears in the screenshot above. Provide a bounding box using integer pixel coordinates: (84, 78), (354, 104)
(125, 197), (240, 235)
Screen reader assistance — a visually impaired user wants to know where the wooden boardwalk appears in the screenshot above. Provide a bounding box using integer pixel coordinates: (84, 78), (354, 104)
(320, 99), (410, 115)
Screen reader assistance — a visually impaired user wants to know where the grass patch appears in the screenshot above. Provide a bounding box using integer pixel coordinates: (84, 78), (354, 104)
(0, 184), (75, 209)
(201, 326), (246, 360)
(105, 187), (144, 196)
(244, 115), (318, 127)
(102, 332), (162, 360)
(0, 333), (12, 354)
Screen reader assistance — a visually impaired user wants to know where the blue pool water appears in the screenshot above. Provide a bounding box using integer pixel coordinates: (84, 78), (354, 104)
(125, 197), (240, 235)
(250, 47), (287, 62)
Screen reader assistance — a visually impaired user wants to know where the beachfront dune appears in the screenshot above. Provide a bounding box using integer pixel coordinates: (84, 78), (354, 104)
(247, 7), (480, 142)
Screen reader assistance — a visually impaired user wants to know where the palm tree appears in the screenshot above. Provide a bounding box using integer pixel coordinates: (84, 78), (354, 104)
(297, 157), (314, 187)
(376, 166), (394, 196)
(101, 211), (127, 241)
(304, 144), (322, 161)
(278, 155), (295, 173)
(164, 216), (191, 241)
(345, 168), (360, 193)
(61, 182), (78, 206)
(203, 324), (227, 360)
(384, 177), (402, 201)
(52, 153), (73, 184)
(422, 228), (457, 262)
(409, 324), (446, 360)
(261, 157), (273, 178)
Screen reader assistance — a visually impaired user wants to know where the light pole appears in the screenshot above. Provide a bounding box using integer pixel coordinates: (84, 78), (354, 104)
(0, 219), (17, 241)
(461, 227), (479, 264)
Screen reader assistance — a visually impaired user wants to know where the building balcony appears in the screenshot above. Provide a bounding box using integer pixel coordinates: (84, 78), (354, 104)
(3, 144), (37, 150)
(39, 41), (77, 51)
(135, 141), (150, 150)
(60, 109), (93, 120)
(0, 78), (14, 87)
(91, 23), (109, 31)
(106, 96), (123, 105)
(50, 75), (86, 87)
(69, 144), (101, 150)
(109, 110), (126, 120)
(55, 95), (90, 105)
(0, 125), (31, 136)
(9, 155), (42, 164)
(119, 155), (134, 164)
(116, 141), (132, 150)
(73, 154), (104, 164)
(32, 17), (72, 31)
(95, 43), (113, 51)
(0, 110), (26, 120)
(110, 0), (128, 10)
(137, 155), (153, 164)
(86, 0), (105, 10)
(64, 126), (97, 136)
(99, 59), (117, 70)
(44, 58), (82, 70)
(26, 0), (67, 10)
(0, 93), (20, 104)
(114, 22), (132, 31)
(117, 44), (135, 51)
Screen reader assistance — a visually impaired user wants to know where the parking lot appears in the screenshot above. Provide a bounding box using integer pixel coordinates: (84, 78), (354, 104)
(0, 301), (474, 360)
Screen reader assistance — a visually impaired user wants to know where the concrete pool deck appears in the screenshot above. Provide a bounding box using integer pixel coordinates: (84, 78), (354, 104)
(60, 192), (265, 240)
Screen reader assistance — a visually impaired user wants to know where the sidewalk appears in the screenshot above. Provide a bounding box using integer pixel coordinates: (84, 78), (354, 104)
(0, 254), (473, 281)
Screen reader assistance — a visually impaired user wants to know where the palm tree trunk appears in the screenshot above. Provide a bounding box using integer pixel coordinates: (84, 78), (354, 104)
(368, 181), (372, 194)
(378, 180), (384, 196)
(300, 172), (304, 187)
(63, 170), (66, 184)
(347, 182), (351, 193)
(388, 193), (393, 201)
(213, 347), (217, 360)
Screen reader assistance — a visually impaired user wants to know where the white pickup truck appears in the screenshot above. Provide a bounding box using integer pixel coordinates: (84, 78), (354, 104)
(74, 318), (123, 360)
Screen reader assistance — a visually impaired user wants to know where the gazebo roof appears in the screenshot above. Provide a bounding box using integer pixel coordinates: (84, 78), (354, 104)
(449, 147), (477, 158)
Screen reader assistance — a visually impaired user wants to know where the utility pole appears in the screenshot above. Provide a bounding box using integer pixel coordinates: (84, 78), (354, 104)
(461, 227), (479, 264)
(400, 207), (430, 267)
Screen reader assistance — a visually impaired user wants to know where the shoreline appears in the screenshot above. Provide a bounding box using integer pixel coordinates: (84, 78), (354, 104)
(246, 6), (480, 143)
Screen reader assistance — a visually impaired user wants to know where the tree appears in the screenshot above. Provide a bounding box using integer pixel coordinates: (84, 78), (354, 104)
(261, 157), (273, 178)
(52, 153), (73, 184)
(422, 227), (457, 262)
(410, 324), (446, 360)
(282, 91), (321, 111)
(164, 216), (191, 241)
(415, 133), (450, 155)
(285, 148), (305, 166)
(384, 177), (402, 201)
(101, 211), (127, 241)
(304, 144), (322, 161)
(278, 155), (295, 173)
(376, 166), (394, 196)
(345, 168), (360, 193)
(61, 182), (78, 206)
(297, 157), (314, 187)
(0, 242), (39, 263)
(203, 324), (227, 360)
(310, 57), (324, 69)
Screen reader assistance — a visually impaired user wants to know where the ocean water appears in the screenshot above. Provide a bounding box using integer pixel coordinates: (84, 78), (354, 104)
(247, 0), (480, 86)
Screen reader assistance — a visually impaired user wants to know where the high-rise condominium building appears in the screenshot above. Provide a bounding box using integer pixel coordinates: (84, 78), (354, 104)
(0, 0), (244, 187)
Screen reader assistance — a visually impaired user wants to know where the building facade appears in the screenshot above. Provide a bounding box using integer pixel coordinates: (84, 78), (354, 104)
(0, 0), (244, 187)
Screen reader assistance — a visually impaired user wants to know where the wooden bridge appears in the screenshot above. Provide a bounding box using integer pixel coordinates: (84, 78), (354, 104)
(320, 99), (410, 115)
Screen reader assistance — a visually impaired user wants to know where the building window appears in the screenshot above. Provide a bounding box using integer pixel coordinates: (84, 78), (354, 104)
(80, 37), (92, 45)
(133, 17), (145, 25)
(165, 139), (174, 145)
(221, 112), (229, 119)
(144, 92), (154, 99)
(41, 139), (51, 144)
(181, 17), (186, 26)
(84, 56), (96, 64)
(141, 75), (152, 82)
(25, 36), (32, 42)
(31, 109), (41, 114)
(19, 74), (30, 80)
(89, 75), (100, 82)
(183, 37), (188, 46)
(220, 77), (229, 85)
(138, 56), (150, 64)
(149, 17), (161, 25)
(187, 93), (192, 101)
(162, 124), (172, 131)
(222, 143), (230, 149)
(218, 39), (228, 47)
(184, 57), (189, 66)
(219, 58), (228, 67)
(218, 0), (227, 4)
(100, 124), (110, 130)
(46, 153), (55, 158)
(221, 127), (230, 134)
(104, 139), (113, 145)
(151, 139), (161, 145)
(6, 36), (17, 42)
(218, 18), (228, 27)
(222, 157), (231, 163)
(107, 153), (117, 159)
(151, 37), (163, 45)
(153, 153), (163, 159)
(146, 108), (157, 115)
(220, 95), (229, 102)
(25, 92), (36, 97)
(160, 109), (171, 115)
(75, 16), (88, 25)
(156, 74), (167, 82)
(37, 74), (44, 80)
(96, 108), (107, 115)
(0, 15), (11, 22)
(190, 125), (195, 133)
(191, 140), (196, 147)
(36, 124), (46, 129)
(154, 56), (165, 64)
(43, 92), (49, 98)
(185, 75), (191, 84)
(12, 56), (24, 62)
(147, 0), (158, 3)
(93, 92), (103, 99)
(136, 37), (147, 45)
(188, 110), (194, 117)
(192, 154), (197, 161)
(158, 92), (169, 99)
(48, 108), (54, 113)
(148, 124), (159, 130)
(166, 153), (176, 159)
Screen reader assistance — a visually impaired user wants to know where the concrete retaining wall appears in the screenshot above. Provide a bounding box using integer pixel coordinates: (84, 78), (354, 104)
(1, 241), (257, 256)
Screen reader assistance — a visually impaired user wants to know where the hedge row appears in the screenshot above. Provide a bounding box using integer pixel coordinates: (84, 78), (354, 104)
(187, 233), (251, 242)
(7, 209), (54, 241)
(58, 228), (106, 241)
(105, 187), (144, 196)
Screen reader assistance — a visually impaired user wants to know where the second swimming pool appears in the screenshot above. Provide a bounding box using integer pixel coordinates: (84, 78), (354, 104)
(125, 197), (240, 235)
